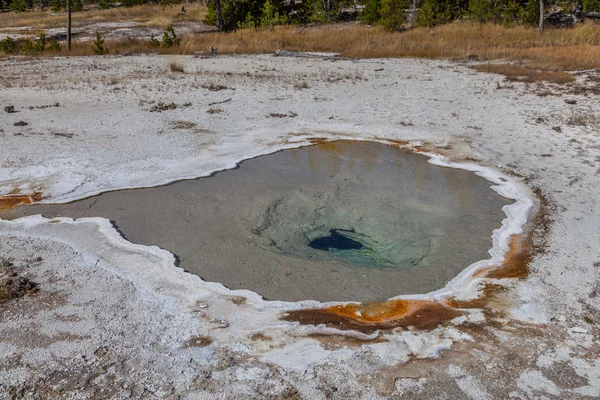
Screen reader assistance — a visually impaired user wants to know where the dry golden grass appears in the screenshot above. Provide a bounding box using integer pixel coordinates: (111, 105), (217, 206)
(176, 22), (600, 70)
(167, 57), (185, 73)
(0, 4), (206, 30)
(474, 64), (576, 83)
(3, 14), (600, 71)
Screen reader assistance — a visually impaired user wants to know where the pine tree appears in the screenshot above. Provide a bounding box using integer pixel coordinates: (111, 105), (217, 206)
(93, 31), (106, 55)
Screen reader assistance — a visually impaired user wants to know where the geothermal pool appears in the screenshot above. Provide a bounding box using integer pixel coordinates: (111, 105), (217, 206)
(2, 141), (512, 302)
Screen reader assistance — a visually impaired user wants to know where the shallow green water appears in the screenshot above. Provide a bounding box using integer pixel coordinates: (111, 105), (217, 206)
(3, 141), (512, 302)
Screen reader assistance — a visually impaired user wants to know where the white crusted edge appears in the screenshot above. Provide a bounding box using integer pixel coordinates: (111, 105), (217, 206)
(0, 134), (536, 326)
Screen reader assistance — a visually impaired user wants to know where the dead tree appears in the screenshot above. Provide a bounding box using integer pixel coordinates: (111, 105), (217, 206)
(67, 0), (71, 50)
(215, 0), (224, 31)
(539, 0), (544, 34)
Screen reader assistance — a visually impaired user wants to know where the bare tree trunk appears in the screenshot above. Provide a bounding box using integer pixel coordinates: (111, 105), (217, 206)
(67, 0), (71, 51)
(215, 0), (224, 32)
(406, 0), (418, 27)
(323, 0), (330, 21)
(539, 0), (544, 34)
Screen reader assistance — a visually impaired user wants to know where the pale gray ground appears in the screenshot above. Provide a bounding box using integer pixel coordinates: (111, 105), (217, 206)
(0, 54), (599, 399)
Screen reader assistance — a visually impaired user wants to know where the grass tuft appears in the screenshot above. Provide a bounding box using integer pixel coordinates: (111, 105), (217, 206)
(474, 64), (576, 84)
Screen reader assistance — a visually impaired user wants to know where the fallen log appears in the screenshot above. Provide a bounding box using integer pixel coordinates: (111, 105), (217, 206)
(275, 50), (341, 59)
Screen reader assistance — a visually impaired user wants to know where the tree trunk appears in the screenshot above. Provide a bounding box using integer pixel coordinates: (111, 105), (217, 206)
(539, 0), (544, 35)
(215, 0), (224, 32)
(67, 0), (71, 50)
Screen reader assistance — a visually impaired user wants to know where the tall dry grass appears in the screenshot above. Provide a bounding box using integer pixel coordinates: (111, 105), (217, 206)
(0, 4), (206, 29)
(3, 17), (600, 70)
(175, 22), (600, 70)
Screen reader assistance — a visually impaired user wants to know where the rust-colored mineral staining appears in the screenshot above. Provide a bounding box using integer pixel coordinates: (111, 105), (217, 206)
(308, 333), (389, 350)
(0, 195), (32, 211)
(281, 300), (462, 333)
(184, 335), (213, 348)
(445, 284), (505, 310)
(486, 235), (531, 279)
(281, 185), (547, 334)
(0, 191), (44, 212)
(307, 137), (330, 145)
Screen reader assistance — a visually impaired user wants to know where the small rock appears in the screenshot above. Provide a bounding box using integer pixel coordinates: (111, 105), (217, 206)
(552, 126), (562, 132)
(4, 106), (15, 113)
(209, 319), (229, 328)
(564, 99), (577, 105)
(14, 121), (28, 127)
(571, 327), (588, 334)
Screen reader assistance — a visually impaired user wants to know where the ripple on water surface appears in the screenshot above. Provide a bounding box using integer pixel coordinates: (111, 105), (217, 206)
(3, 141), (512, 302)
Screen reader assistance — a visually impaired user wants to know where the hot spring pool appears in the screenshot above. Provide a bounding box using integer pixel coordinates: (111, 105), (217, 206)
(2, 141), (512, 302)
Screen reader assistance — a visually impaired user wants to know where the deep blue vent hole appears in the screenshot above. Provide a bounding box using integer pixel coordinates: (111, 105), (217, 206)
(309, 229), (364, 251)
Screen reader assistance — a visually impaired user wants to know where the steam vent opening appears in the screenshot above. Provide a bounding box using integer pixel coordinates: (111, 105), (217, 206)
(2, 141), (513, 302)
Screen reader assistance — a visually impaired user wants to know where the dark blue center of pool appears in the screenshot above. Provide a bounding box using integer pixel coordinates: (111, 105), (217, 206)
(309, 229), (364, 251)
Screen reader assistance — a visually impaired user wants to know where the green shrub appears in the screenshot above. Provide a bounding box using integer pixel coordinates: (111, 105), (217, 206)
(416, 0), (465, 27)
(415, 0), (437, 26)
(502, 0), (524, 25)
(48, 38), (61, 51)
(162, 26), (181, 47)
(20, 38), (39, 55)
(469, 0), (495, 23)
(0, 37), (18, 54)
(148, 34), (160, 48)
(49, 0), (83, 11)
(259, 0), (288, 26)
(50, 0), (62, 12)
(10, 0), (31, 12)
(99, 0), (115, 9)
(302, 0), (327, 23)
(521, 0), (540, 25)
(122, 0), (145, 6)
(93, 31), (106, 55)
(379, 0), (408, 30)
(361, 0), (381, 24)
(35, 32), (47, 52)
(238, 12), (257, 29)
(583, 0), (600, 11)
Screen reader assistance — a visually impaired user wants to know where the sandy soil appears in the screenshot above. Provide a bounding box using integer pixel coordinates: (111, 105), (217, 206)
(0, 53), (599, 399)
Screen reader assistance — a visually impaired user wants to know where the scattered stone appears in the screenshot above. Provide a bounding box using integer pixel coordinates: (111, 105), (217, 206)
(552, 126), (562, 132)
(52, 132), (74, 138)
(171, 121), (197, 130)
(195, 302), (209, 309)
(202, 84), (229, 92)
(14, 121), (28, 127)
(268, 112), (298, 118)
(207, 108), (224, 114)
(209, 319), (229, 328)
(570, 327), (588, 334)
(564, 99), (577, 104)
(0, 261), (39, 302)
(27, 103), (60, 110)
(4, 106), (15, 113)
(149, 102), (178, 112)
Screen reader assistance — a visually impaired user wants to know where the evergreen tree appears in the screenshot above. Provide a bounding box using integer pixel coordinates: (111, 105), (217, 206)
(93, 31), (106, 55)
